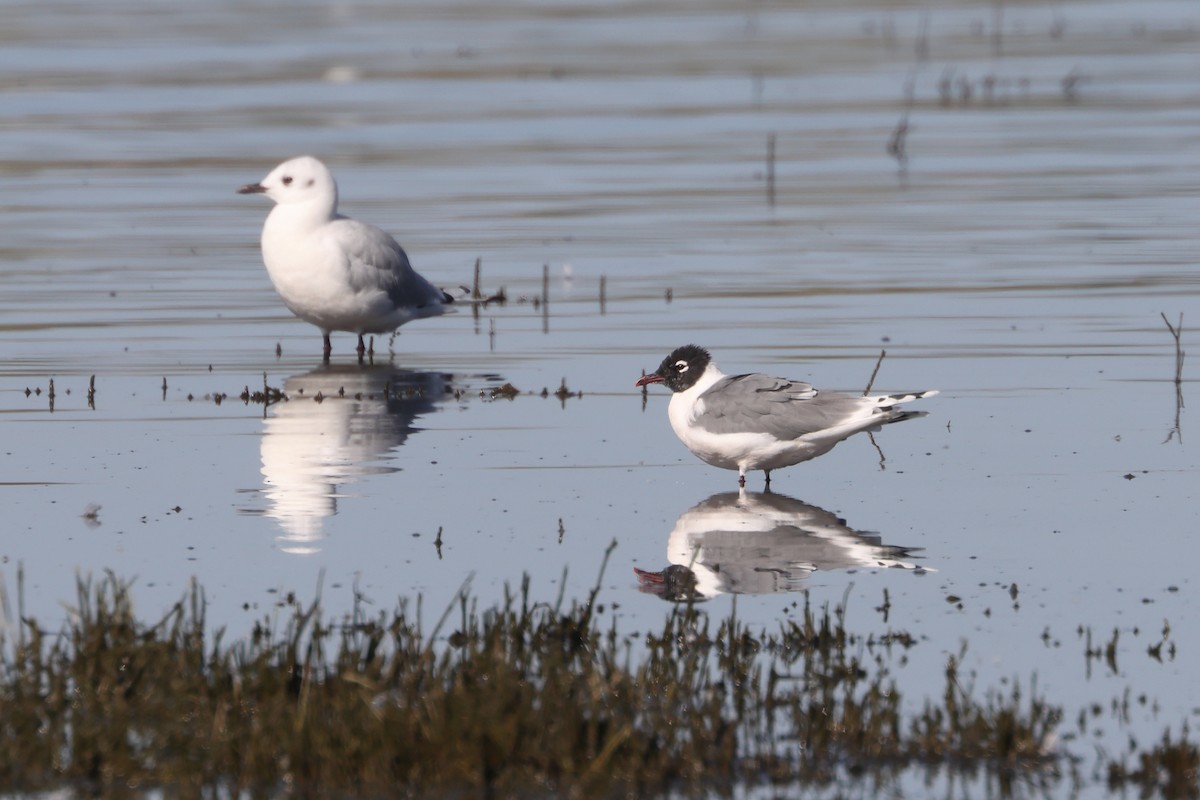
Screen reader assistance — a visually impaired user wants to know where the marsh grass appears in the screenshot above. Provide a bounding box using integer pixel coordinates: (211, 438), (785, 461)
(0, 567), (1193, 798)
(1107, 726), (1200, 799)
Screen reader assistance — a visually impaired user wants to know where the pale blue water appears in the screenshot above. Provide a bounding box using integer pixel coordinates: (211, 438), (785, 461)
(2, 0), (1199, 794)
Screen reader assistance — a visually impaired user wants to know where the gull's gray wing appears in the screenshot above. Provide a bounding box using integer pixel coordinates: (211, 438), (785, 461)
(693, 373), (869, 440)
(329, 217), (446, 309)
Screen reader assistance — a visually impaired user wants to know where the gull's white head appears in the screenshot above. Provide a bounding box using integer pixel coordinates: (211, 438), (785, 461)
(238, 155), (337, 210)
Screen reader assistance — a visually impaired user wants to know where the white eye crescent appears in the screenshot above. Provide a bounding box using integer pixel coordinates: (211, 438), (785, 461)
(675, 360), (689, 372)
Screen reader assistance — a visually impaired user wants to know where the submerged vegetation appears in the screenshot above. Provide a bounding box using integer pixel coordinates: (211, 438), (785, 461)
(0, 563), (1195, 798)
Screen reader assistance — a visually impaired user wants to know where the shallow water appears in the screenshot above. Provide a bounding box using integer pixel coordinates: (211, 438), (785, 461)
(2, 0), (1199, 793)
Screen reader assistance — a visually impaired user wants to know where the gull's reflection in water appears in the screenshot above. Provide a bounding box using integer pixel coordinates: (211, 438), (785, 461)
(252, 365), (449, 554)
(635, 490), (930, 601)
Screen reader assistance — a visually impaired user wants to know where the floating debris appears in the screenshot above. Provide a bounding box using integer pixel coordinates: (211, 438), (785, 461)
(468, 260), (507, 310)
(488, 383), (520, 400)
(554, 377), (581, 405)
(80, 504), (101, 527)
(239, 372), (287, 408)
(1062, 68), (1085, 102)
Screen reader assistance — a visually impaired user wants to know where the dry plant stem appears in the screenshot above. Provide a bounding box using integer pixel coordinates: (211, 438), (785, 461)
(766, 133), (776, 207)
(542, 263), (550, 334)
(991, 3), (1004, 58)
(888, 19), (922, 174)
(1161, 312), (1184, 391)
(863, 349), (887, 396)
(1161, 312), (1185, 443)
(867, 431), (887, 471)
(888, 117), (909, 167)
(864, 350), (889, 467)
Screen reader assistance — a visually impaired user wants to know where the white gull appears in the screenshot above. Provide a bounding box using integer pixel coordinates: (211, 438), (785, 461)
(238, 156), (451, 360)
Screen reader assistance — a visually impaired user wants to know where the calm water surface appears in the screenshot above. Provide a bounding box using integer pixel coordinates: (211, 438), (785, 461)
(2, 0), (1198, 794)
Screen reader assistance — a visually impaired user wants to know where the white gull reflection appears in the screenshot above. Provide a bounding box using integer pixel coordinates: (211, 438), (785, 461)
(249, 365), (448, 554)
(634, 489), (931, 601)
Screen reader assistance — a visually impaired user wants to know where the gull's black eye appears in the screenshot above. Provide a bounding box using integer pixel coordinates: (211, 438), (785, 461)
(675, 360), (689, 372)
(281, 175), (293, 186)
